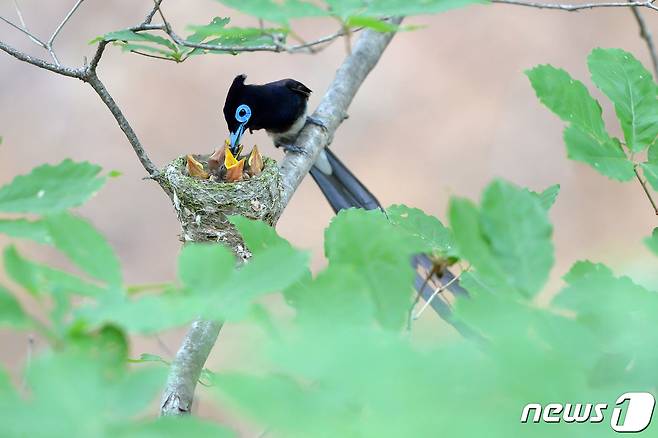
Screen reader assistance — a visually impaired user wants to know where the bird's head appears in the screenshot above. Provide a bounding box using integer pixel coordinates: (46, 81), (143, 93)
(223, 74), (251, 154)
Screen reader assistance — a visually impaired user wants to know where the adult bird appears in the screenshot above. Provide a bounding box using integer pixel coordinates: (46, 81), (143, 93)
(223, 74), (381, 212)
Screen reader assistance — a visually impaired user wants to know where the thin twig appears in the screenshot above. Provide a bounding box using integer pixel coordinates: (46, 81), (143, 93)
(143, 0), (164, 25)
(85, 72), (159, 175)
(634, 165), (658, 215)
(12, 0), (44, 47)
(0, 15), (46, 47)
(629, 1), (658, 78)
(0, 39), (83, 77)
(48, 0), (85, 46)
(492, 0), (658, 11)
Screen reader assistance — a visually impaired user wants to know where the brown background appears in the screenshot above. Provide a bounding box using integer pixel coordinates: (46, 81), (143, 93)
(1, 0), (657, 427)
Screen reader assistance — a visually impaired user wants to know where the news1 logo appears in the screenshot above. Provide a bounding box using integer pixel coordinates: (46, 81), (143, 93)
(520, 392), (656, 433)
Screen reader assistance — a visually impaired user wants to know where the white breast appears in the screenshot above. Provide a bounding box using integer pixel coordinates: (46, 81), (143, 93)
(267, 110), (307, 145)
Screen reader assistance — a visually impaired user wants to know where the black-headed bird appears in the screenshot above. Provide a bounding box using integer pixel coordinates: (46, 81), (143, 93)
(223, 74), (381, 212)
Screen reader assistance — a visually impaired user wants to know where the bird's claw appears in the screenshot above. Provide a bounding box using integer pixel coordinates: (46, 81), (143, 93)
(278, 144), (307, 155)
(306, 116), (328, 132)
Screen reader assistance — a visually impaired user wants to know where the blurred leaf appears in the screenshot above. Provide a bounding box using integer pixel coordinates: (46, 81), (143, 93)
(44, 213), (122, 287)
(387, 204), (456, 256)
(177, 243), (235, 294)
(588, 48), (658, 153)
(344, 15), (399, 32)
(0, 219), (51, 244)
(641, 142), (658, 191)
(128, 353), (169, 365)
(480, 180), (553, 297)
(527, 65), (634, 181)
(532, 184), (560, 210)
(0, 160), (106, 214)
(0, 284), (30, 329)
(4, 246), (105, 298)
(450, 180), (553, 297)
(215, 0), (328, 25)
(2, 351), (167, 437)
(361, 0), (488, 16)
(644, 227), (658, 256)
(324, 209), (422, 330)
(115, 417), (235, 438)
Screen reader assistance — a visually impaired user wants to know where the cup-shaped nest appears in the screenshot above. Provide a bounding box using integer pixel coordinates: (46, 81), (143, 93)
(154, 154), (282, 258)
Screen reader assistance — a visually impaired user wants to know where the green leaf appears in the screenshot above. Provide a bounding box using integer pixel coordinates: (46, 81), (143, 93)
(177, 243), (235, 294)
(0, 285), (30, 329)
(4, 246), (105, 297)
(0, 160), (106, 214)
(641, 142), (658, 191)
(44, 213), (122, 286)
(0, 219), (51, 244)
(645, 227), (658, 256)
(2, 351), (167, 437)
(588, 48), (658, 153)
(104, 29), (178, 51)
(527, 65), (607, 139)
(386, 204), (456, 256)
(480, 180), (554, 296)
(344, 16), (399, 32)
(115, 417), (235, 437)
(533, 184), (560, 210)
(363, 0), (487, 15)
(324, 209), (422, 330)
(563, 124), (634, 181)
(128, 353), (169, 365)
(216, 0), (328, 25)
(527, 65), (634, 181)
(449, 180), (553, 297)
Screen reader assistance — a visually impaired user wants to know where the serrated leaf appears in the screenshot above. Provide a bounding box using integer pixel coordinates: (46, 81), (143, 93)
(216, 0), (328, 25)
(0, 219), (51, 244)
(104, 29), (178, 51)
(4, 246), (105, 297)
(480, 180), (553, 297)
(324, 209), (422, 330)
(533, 184), (560, 210)
(2, 351), (167, 437)
(449, 180), (553, 297)
(645, 228), (658, 256)
(563, 125), (634, 181)
(386, 204), (456, 256)
(44, 213), (122, 287)
(0, 160), (105, 214)
(0, 285), (30, 329)
(527, 65), (608, 140)
(641, 142), (658, 191)
(527, 65), (634, 181)
(588, 48), (658, 153)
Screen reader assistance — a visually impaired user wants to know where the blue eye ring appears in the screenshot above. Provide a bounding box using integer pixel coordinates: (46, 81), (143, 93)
(235, 104), (251, 123)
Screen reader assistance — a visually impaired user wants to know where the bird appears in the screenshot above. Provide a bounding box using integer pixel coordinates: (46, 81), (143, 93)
(223, 74), (381, 212)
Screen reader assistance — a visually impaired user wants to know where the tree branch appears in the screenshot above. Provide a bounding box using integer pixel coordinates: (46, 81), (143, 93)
(492, 0), (658, 11)
(160, 320), (223, 415)
(629, 1), (658, 78)
(84, 71), (159, 175)
(278, 19), (403, 208)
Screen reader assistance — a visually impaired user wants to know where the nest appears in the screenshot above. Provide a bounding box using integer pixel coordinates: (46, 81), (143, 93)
(154, 154), (283, 259)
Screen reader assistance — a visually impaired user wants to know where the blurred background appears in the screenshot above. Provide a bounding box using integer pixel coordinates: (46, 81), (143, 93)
(1, 0), (658, 427)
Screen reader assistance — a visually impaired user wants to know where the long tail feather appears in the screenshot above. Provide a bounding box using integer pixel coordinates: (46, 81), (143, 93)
(310, 148), (382, 213)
